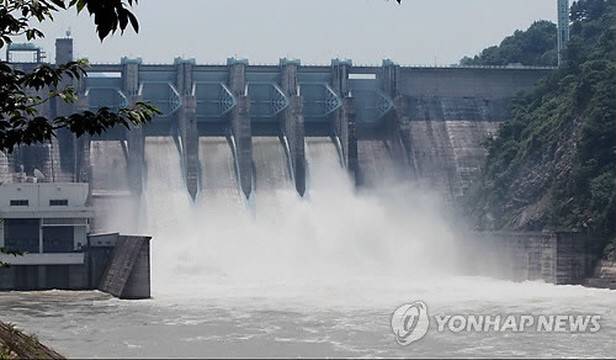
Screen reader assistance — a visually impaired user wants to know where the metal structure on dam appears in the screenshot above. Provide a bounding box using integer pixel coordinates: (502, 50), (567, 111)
(4, 39), (554, 202)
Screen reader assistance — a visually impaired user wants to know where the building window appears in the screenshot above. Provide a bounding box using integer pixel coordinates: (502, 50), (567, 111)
(49, 199), (69, 206)
(42, 227), (75, 253)
(9, 200), (29, 206)
(4, 219), (40, 253)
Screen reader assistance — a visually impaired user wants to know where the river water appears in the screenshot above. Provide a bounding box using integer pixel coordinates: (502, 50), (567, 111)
(1, 137), (614, 358)
(1, 279), (615, 358)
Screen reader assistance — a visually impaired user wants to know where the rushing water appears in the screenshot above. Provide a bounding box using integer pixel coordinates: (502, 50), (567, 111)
(1, 136), (615, 358)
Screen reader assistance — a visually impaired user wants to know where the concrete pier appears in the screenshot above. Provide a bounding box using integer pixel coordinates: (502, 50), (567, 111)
(93, 233), (151, 300)
(339, 97), (358, 184)
(175, 59), (200, 199)
(123, 58), (146, 196)
(280, 59), (306, 196)
(228, 59), (253, 199)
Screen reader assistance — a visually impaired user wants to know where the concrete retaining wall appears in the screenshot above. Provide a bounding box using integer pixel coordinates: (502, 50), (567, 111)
(0, 233), (151, 299)
(473, 231), (592, 285)
(0, 265), (88, 291)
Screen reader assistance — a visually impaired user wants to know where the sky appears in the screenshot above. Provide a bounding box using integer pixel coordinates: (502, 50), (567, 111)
(34, 0), (558, 66)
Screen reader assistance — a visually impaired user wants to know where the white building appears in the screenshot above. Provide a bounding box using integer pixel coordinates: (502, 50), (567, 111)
(0, 183), (94, 289)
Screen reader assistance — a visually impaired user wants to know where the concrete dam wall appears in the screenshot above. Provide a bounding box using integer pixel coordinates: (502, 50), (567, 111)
(3, 40), (553, 203)
(394, 67), (550, 199)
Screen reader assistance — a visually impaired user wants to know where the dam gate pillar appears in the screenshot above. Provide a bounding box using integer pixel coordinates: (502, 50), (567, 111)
(123, 58), (145, 195)
(280, 59), (306, 196)
(331, 60), (358, 184)
(175, 59), (199, 200)
(341, 96), (358, 185)
(228, 59), (253, 199)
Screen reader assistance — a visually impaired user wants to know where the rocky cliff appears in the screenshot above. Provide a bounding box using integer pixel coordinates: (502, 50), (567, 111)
(468, 0), (616, 259)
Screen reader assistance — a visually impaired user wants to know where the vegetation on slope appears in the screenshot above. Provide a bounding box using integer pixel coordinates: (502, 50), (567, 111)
(468, 0), (616, 258)
(0, 322), (64, 359)
(460, 20), (558, 67)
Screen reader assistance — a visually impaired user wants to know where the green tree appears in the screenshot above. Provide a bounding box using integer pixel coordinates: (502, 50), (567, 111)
(0, 0), (159, 152)
(460, 20), (558, 67)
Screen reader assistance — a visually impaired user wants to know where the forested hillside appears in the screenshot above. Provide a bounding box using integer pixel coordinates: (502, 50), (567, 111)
(468, 0), (616, 258)
(460, 20), (557, 67)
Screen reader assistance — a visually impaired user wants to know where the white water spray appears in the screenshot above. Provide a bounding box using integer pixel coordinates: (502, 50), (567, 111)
(130, 136), (461, 303)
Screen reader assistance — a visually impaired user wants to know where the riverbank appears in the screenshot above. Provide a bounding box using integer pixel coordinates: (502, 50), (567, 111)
(0, 322), (64, 359)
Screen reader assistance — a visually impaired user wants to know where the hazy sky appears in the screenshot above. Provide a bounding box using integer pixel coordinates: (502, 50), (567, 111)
(35, 0), (558, 66)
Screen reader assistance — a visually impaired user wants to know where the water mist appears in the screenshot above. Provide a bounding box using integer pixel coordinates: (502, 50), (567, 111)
(105, 136), (459, 306)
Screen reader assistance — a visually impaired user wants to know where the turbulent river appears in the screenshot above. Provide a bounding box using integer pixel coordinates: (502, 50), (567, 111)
(1, 136), (615, 358)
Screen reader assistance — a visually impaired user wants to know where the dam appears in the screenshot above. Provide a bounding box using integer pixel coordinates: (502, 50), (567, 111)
(2, 39), (553, 205)
(7, 39), (599, 288)
(2, 38), (607, 292)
